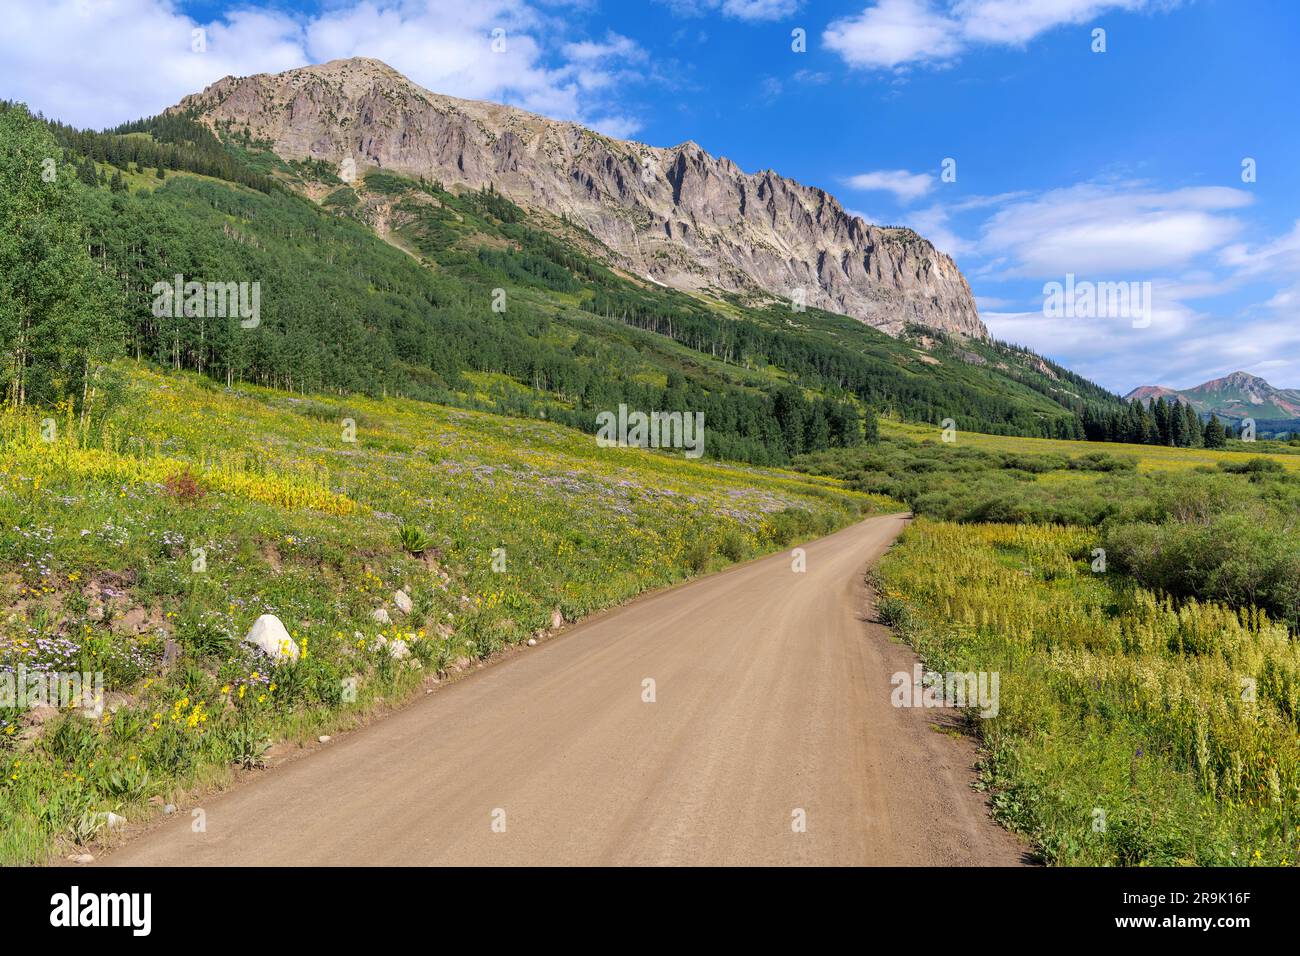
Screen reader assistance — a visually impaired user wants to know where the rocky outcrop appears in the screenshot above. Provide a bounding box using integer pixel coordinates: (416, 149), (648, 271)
(173, 57), (987, 339)
(243, 614), (299, 662)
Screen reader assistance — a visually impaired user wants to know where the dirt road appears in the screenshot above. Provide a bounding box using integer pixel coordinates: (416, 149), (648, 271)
(102, 514), (1026, 866)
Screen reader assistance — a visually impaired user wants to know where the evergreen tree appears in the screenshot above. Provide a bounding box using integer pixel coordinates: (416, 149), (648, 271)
(1183, 402), (1203, 447)
(1203, 414), (1227, 448)
(1152, 397), (1170, 444)
(1169, 400), (1188, 446)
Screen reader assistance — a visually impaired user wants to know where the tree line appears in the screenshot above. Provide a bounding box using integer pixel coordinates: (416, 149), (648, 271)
(1081, 395), (1231, 448)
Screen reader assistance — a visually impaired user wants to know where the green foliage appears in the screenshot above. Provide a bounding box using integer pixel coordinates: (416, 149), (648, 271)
(879, 518), (1300, 865)
(0, 103), (122, 410)
(800, 434), (1300, 630)
(398, 524), (431, 555)
(228, 723), (271, 769)
(0, 363), (889, 864)
(44, 109), (282, 193)
(8, 101), (1131, 465)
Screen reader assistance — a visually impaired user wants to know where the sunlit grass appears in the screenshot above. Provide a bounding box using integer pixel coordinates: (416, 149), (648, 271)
(878, 518), (1300, 866)
(882, 419), (1300, 473)
(0, 362), (895, 864)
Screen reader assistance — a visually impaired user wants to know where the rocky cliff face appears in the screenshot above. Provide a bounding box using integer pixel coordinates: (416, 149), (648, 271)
(173, 57), (987, 339)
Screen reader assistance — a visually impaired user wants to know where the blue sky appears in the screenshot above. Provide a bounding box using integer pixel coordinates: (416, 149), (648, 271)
(3, 0), (1298, 394)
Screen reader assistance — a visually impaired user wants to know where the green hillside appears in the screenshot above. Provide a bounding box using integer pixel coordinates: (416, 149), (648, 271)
(3, 102), (1128, 466)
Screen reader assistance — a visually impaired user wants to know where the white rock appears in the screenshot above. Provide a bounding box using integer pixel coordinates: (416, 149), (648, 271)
(372, 607), (391, 625)
(72, 853), (94, 864)
(104, 811), (127, 831)
(163, 804), (176, 815)
(242, 614), (300, 662)
(393, 590), (413, 615)
(318, 735), (332, 744)
(388, 639), (410, 660)
(527, 638), (537, 646)
(551, 608), (565, 629)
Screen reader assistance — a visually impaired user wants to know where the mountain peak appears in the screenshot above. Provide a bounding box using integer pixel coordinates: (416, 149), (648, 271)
(172, 59), (988, 339)
(1211, 370), (1270, 388)
(1125, 370), (1300, 422)
(309, 56), (401, 73)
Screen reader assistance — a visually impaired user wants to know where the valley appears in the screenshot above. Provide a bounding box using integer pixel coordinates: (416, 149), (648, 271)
(1, 53), (1297, 872)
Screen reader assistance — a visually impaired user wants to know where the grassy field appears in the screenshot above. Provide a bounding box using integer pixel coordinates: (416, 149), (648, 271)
(0, 363), (893, 865)
(798, 430), (1300, 865)
(882, 418), (1300, 472)
(877, 519), (1298, 865)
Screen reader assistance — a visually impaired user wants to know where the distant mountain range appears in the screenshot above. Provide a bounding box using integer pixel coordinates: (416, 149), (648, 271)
(1125, 371), (1300, 423)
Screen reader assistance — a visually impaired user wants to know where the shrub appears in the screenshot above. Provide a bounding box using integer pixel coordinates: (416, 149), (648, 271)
(683, 539), (712, 574)
(163, 469), (206, 503)
(398, 524), (431, 556)
(717, 528), (748, 562)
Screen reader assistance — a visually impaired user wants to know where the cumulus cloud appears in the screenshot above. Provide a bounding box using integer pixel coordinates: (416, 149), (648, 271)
(824, 0), (1175, 71)
(824, 0), (962, 70)
(844, 168), (935, 202)
(0, 0), (647, 131)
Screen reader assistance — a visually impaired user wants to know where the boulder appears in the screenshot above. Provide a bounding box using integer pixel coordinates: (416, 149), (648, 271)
(393, 590), (413, 615)
(372, 607), (391, 625)
(114, 607), (148, 635)
(242, 614), (300, 662)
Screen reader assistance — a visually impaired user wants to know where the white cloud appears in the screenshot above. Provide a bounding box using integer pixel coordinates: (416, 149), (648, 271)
(586, 115), (644, 139)
(721, 0), (802, 18)
(0, 0), (304, 129)
(981, 285), (1202, 391)
(824, 0), (962, 70)
(655, 0), (802, 20)
(902, 203), (974, 255)
(845, 168), (935, 202)
(955, 0), (1150, 45)
(824, 0), (1176, 71)
(964, 185), (1300, 391)
(563, 32), (646, 64)
(1220, 220), (1300, 276)
(978, 184), (1250, 276)
(0, 0), (646, 131)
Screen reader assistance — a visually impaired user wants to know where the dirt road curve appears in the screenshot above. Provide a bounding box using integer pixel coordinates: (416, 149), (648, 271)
(102, 514), (1026, 866)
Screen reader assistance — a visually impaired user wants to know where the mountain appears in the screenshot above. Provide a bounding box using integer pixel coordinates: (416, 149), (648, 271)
(1125, 371), (1300, 421)
(4, 80), (1126, 464)
(169, 57), (986, 341)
